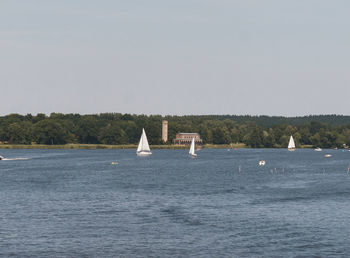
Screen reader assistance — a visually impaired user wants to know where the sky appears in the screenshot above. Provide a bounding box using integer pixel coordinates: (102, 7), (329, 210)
(1, 0), (350, 116)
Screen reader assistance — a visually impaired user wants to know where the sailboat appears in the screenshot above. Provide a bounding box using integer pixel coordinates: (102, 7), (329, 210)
(189, 138), (197, 157)
(288, 135), (296, 151)
(136, 128), (152, 156)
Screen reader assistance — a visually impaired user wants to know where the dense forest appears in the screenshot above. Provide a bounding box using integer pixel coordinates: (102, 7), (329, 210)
(0, 113), (350, 148)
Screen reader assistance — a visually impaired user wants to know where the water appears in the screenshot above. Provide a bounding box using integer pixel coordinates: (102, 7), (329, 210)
(0, 148), (349, 257)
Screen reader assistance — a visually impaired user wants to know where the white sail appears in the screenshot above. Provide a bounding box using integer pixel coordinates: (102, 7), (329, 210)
(137, 128), (151, 155)
(141, 128), (150, 151)
(137, 135), (143, 152)
(189, 138), (196, 156)
(288, 135), (296, 150)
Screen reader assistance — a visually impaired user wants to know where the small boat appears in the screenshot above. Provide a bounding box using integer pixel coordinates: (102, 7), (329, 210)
(111, 161), (118, 165)
(259, 160), (266, 166)
(189, 138), (197, 157)
(288, 135), (296, 151)
(136, 128), (152, 156)
(325, 154), (332, 158)
(314, 147), (322, 151)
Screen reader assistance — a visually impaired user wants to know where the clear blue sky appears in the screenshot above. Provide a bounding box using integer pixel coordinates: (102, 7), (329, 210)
(1, 0), (349, 116)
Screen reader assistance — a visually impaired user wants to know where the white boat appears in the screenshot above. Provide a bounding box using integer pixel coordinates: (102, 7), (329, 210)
(314, 147), (322, 151)
(136, 128), (152, 156)
(325, 154), (332, 158)
(288, 135), (296, 151)
(189, 138), (197, 157)
(259, 160), (266, 166)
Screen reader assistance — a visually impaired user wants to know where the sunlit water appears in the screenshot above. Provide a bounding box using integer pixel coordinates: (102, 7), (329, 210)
(0, 148), (349, 257)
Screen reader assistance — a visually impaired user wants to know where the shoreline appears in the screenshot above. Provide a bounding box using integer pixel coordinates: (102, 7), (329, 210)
(0, 143), (246, 150)
(0, 144), (191, 150)
(0, 143), (321, 150)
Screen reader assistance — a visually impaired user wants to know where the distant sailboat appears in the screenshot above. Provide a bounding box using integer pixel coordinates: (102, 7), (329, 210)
(136, 128), (152, 156)
(189, 138), (197, 157)
(288, 135), (296, 151)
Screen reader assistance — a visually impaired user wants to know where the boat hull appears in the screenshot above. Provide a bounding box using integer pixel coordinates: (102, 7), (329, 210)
(288, 148), (296, 152)
(137, 151), (152, 156)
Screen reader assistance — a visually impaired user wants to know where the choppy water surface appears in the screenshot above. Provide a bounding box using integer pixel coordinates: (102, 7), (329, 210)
(0, 148), (349, 257)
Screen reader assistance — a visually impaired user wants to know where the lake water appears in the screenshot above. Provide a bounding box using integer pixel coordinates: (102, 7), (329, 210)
(0, 148), (350, 257)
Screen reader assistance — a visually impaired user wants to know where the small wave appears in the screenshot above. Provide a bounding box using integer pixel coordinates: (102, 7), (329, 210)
(202, 188), (239, 196)
(161, 206), (202, 226)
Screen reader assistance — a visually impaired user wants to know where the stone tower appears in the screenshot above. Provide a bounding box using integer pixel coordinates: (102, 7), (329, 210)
(162, 120), (168, 143)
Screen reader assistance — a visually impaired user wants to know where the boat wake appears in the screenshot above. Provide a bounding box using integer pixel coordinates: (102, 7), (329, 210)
(2, 158), (29, 161)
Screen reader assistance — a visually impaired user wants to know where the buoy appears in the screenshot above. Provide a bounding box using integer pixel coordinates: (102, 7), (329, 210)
(259, 160), (266, 166)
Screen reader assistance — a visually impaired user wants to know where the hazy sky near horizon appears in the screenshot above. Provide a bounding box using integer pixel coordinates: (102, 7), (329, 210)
(1, 0), (350, 116)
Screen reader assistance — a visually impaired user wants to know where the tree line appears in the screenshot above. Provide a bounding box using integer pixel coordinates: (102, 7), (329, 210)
(0, 113), (350, 148)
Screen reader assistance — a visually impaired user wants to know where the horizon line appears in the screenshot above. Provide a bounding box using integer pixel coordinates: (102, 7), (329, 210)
(1, 112), (350, 118)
